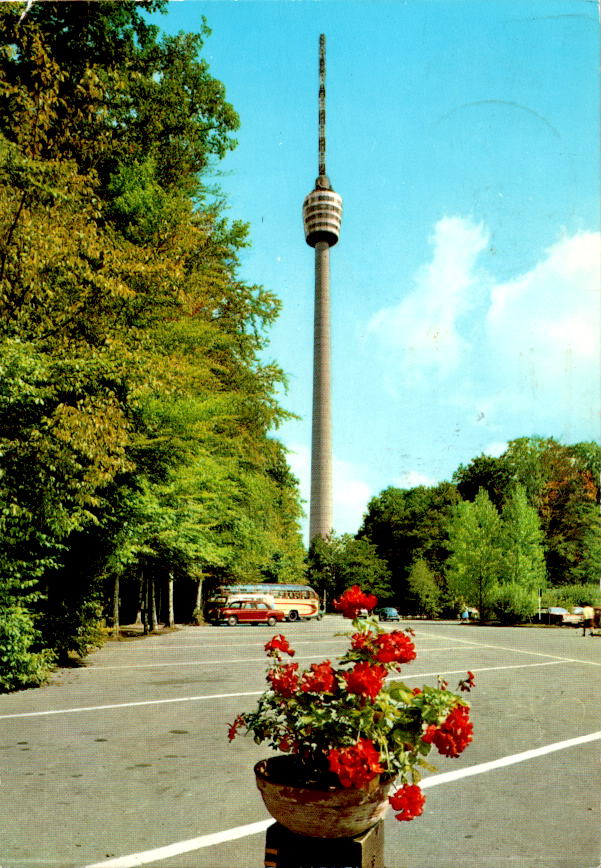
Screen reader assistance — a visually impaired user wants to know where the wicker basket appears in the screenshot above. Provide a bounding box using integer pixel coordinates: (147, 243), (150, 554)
(254, 757), (394, 838)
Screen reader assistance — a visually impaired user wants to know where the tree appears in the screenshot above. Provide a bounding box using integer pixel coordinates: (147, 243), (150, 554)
(446, 489), (503, 620)
(358, 482), (460, 605)
(500, 485), (547, 592)
(307, 533), (392, 609)
(407, 559), (442, 618)
(0, 3), (306, 682)
(505, 437), (600, 586)
(453, 454), (513, 511)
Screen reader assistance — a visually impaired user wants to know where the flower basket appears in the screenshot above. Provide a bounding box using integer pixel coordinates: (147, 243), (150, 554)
(255, 755), (395, 838)
(229, 586), (476, 833)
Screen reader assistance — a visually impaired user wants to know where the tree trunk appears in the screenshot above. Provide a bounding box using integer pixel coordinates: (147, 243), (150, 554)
(112, 574), (120, 636)
(141, 572), (149, 635)
(135, 578), (143, 626)
(149, 576), (157, 632)
(193, 575), (205, 624)
(167, 572), (175, 628)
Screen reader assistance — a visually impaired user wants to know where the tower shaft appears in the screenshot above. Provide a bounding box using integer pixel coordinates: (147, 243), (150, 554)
(309, 241), (332, 542)
(303, 34), (342, 543)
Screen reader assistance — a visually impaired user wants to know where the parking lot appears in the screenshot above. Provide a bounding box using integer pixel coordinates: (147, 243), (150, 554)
(1, 617), (599, 868)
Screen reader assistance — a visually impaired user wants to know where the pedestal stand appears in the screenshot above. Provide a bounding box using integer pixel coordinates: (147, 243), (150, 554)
(264, 820), (385, 868)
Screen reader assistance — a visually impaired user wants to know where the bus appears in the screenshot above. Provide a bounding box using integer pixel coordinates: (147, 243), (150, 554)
(205, 584), (321, 623)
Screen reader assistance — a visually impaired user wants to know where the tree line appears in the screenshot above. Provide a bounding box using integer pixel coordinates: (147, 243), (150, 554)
(308, 437), (601, 623)
(1, 3), (598, 694)
(0, 1), (306, 691)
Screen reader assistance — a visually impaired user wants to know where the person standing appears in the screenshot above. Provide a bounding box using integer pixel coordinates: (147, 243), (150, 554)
(581, 604), (595, 636)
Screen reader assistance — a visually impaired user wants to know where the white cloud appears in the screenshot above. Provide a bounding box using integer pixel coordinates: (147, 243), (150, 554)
(368, 216), (490, 376)
(483, 441), (508, 458)
(393, 470), (438, 489)
(485, 232), (600, 421)
(368, 218), (600, 438)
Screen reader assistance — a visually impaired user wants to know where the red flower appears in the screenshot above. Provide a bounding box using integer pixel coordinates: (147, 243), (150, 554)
(278, 736), (296, 752)
(344, 661), (387, 702)
(300, 661), (337, 694)
(351, 632), (372, 651)
(422, 705), (473, 757)
(227, 714), (245, 742)
(267, 662), (299, 698)
(422, 724), (438, 744)
(264, 634), (295, 657)
(459, 671), (476, 692)
(389, 784), (426, 821)
(374, 631), (416, 664)
(333, 585), (378, 619)
(328, 738), (383, 788)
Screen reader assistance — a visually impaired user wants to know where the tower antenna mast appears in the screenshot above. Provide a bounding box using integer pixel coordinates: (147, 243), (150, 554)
(303, 35), (343, 542)
(318, 33), (326, 178)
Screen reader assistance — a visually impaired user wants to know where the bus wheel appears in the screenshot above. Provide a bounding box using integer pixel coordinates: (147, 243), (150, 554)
(288, 610), (298, 622)
(267, 616), (277, 627)
(227, 616), (238, 626)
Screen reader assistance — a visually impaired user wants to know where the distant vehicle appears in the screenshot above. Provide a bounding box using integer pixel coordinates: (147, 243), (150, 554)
(213, 600), (286, 627)
(544, 606), (582, 626)
(544, 606), (568, 625)
(205, 583), (320, 622)
(377, 607), (400, 622)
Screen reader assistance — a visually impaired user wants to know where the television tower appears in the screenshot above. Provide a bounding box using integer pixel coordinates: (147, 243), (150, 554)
(303, 34), (343, 542)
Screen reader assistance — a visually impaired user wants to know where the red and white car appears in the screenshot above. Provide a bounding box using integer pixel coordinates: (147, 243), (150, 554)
(213, 600), (286, 627)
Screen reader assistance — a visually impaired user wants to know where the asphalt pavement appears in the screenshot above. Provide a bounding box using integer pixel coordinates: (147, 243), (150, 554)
(1, 617), (599, 868)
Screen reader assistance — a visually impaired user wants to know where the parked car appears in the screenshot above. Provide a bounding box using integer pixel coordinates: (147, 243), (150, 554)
(377, 607), (401, 622)
(544, 606), (568, 625)
(213, 600), (286, 627)
(544, 606), (583, 626)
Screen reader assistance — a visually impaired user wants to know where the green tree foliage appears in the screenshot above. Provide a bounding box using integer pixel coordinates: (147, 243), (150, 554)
(541, 584), (601, 610)
(358, 483), (460, 605)
(453, 454), (513, 511)
(446, 489), (503, 620)
(485, 485), (547, 624)
(452, 438), (600, 588)
(0, 2), (305, 683)
(407, 558), (442, 618)
(489, 583), (539, 625)
(0, 607), (55, 692)
(307, 533), (392, 608)
(500, 485), (547, 592)
(505, 438), (600, 586)
(447, 484), (550, 623)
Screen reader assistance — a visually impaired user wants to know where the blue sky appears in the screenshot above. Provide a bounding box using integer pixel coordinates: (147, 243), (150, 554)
(151, 0), (600, 541)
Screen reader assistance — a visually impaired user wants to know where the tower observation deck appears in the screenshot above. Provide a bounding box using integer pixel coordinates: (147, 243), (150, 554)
(303, 34), (343, 543)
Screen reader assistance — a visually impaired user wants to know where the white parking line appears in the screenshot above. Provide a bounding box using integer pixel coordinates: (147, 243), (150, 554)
(412, 629), (601, 666)
(109, 639), (351, 651)
(0, 659), (566, 719)
(0, 691), (263, 719)
(398, 659), (565, 681)
(80, 653), (346, 671)
(82, 820), (273, 868)
(417, 730), (601, 788)
(78, 645), (466, 671)
(81, 730), (601, 868)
